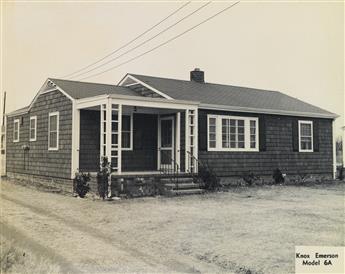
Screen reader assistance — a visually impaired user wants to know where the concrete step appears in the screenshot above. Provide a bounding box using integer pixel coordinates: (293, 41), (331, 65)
(165, 182), (200, 189)
(171, 188), (205, 196)
(161, 177), (194, 184)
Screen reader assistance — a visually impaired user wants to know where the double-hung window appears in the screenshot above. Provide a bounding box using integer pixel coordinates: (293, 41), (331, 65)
(208, 115), (259, 151)
(298, 120), (313, 152)
(121, 115), (133, 150)
(29, 116), (37, 141)
(13, 119), (20, 142)
(48, 112), (59, 150)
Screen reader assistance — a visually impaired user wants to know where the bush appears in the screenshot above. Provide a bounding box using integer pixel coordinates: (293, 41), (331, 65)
(73, 172), (90, 198)
(272, 168), (284, 184)
(199, 164), (220, 191)
(97, 156), (111, 199)
(242, 171), (257, 186)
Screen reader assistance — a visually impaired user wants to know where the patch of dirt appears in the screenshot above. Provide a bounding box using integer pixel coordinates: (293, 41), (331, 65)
(1, 179), (344, 273)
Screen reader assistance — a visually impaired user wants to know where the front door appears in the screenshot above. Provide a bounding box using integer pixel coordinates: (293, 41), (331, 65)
(158, 116), (175, 170)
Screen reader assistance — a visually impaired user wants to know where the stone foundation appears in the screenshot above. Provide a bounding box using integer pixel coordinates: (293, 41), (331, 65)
(6, 172), (73, 193)
(220, 173), (334, 187)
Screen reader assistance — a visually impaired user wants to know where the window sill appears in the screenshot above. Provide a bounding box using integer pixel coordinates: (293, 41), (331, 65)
(48, 148), (59, 151)
(208, 148), (259, 152)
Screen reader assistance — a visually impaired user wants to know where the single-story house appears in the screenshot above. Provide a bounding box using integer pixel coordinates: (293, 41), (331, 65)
(6, 69), (338, 191)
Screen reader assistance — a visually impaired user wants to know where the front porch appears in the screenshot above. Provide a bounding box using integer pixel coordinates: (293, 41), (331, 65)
(72, 94), (199, 177)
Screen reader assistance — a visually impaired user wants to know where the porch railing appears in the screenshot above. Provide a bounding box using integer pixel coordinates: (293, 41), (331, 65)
(186, 151), (218, 190)
(159, 150), (180, 191)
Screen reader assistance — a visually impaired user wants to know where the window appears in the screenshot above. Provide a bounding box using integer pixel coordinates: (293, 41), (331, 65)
(207, 115), (259, 151)
(299, 120), (313, 152)
(29, 116), (37, 141)
(13, 119), (20, 142)
(121, 115), (133, 150)
(208, 116), (217, 148)
(48, 112), (59, 150)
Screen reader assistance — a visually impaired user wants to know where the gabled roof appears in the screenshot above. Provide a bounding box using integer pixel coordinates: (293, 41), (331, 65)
(49, 78), (139, 99)
(7, 74), (337, 119)
(126, 74), (337, 118)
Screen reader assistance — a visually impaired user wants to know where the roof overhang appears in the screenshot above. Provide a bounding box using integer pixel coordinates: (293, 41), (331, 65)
(75, 93), (199, 110)
(200, 103), (339, 119)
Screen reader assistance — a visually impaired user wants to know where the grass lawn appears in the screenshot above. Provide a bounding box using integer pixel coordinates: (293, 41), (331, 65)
(1, 179), (344, 273)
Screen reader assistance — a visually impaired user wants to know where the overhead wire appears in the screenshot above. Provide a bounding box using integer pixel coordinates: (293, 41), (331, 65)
(61, 1), (191, 78)
(78, 1), (240, 81)
(69, 1), (212, 79)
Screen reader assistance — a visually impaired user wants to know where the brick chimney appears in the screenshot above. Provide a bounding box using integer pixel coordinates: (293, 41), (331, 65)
(190, 68), (204, 83)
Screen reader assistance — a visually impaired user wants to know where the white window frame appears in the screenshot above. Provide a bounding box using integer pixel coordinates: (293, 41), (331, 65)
(121, 114), (133, 151)
(48, 112), (59, 151)
(29, 116), (37, 142)
(207, 114), (259, 152)
(298, 120), (313, 152)
(13, 119), (20, 142)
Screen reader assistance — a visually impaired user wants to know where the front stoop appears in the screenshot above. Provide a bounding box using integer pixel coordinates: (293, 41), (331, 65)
(161, 177), (205, 196)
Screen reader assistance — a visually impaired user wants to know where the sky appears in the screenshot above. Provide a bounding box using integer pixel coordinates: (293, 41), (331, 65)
(1, 1), (344, 137)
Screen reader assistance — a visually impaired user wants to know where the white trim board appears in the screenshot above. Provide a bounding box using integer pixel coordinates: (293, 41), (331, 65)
(200, 104), (338, 119)
(119, 74), (173, 100)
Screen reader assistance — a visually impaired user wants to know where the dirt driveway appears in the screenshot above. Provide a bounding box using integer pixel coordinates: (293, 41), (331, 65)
(1, 179), (344, 273)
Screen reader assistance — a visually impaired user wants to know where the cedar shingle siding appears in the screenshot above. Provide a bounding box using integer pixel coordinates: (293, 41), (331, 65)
(198, 109), (333, 177)
(6, 90), (73, 179)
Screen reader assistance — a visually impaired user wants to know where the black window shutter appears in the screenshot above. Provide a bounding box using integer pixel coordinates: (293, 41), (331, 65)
(313, 120), (319, 152)
(198, 113), (207, 151)
(292, 119), (299, 152)
(259, 116), (266, 151)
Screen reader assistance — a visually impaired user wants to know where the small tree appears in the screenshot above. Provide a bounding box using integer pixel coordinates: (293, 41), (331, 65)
(97, 156), (111, 199)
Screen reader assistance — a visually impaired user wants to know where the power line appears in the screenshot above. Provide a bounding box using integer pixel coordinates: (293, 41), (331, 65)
(78, 1), (240, 81)
(69, 1), (212, 79)
(61, 1), (191, 79)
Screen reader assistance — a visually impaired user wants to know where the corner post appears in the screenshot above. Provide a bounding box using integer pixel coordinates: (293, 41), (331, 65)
(332, 120), (336, 179)
(71, 102), (80, 179)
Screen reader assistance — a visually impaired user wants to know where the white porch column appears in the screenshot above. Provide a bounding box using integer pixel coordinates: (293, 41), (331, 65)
(176, 112), (181, 171)
(185, 109), (189, 173)
(117, 104), (122, 174)
(194, 108), (198, 173)
(106, 98), (112, 166)
(71, 103), (80, 178)
(185, 108), (198, 173)
(107, 100), (122, 174)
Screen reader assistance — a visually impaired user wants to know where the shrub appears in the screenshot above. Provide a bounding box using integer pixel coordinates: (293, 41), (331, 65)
(272, 168), (284, 184)
(73, 172), (90, 198)
(97, 156), (111, 199)
(242, 171), (257, 186)
(199, 164), (220, 191)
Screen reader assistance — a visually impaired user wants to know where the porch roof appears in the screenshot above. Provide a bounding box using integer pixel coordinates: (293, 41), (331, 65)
(75, 93), (199, 110)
